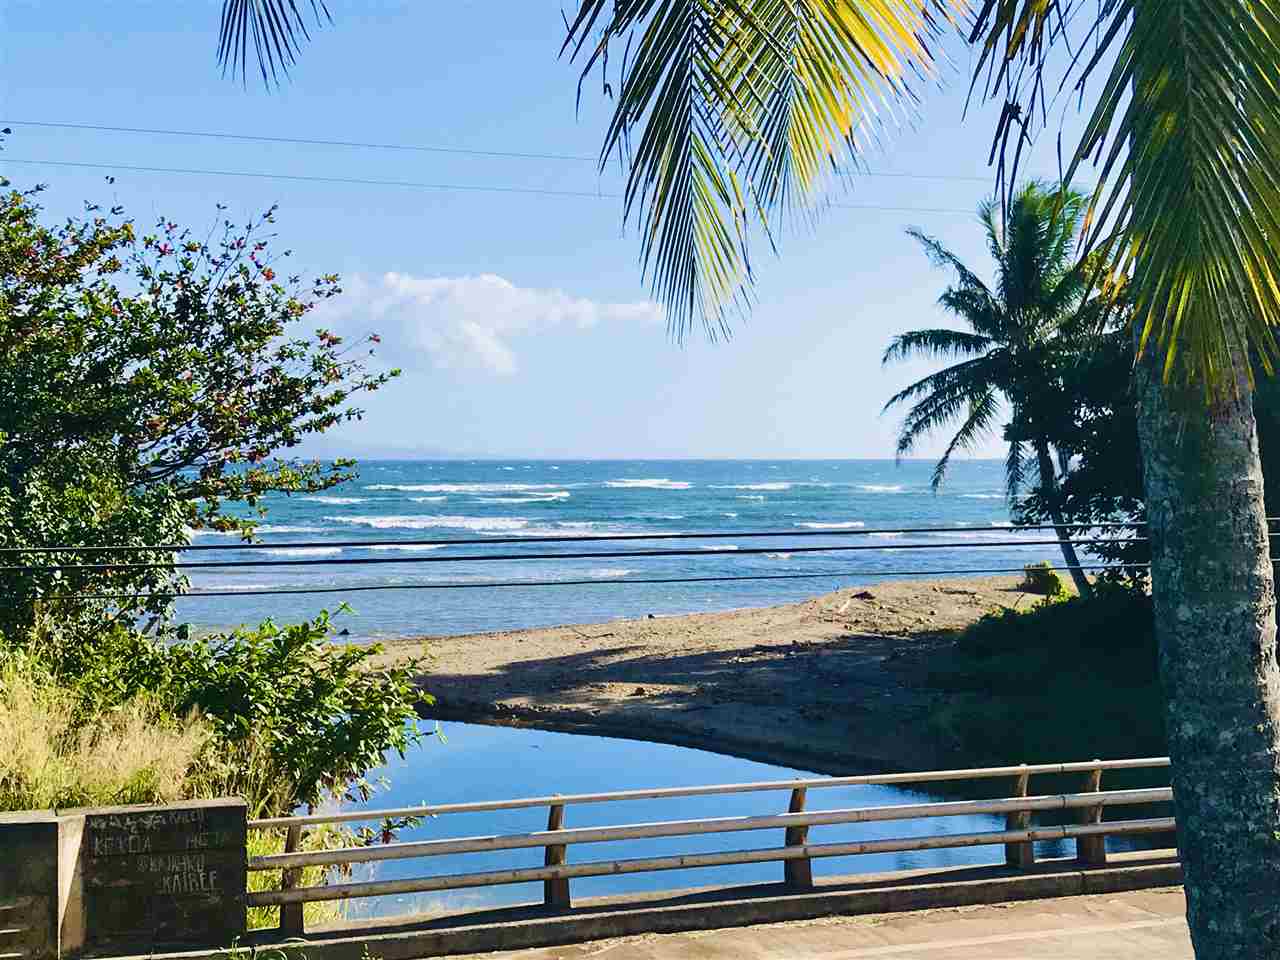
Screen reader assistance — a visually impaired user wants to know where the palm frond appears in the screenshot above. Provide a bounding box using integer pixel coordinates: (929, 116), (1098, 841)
(566, 0), (968, 341)
(970, 0), (1280, 386)
(882, 353), (1001, 414)
(930, 388), (1000, 488)
(1004, 436), (1027, 498)
(218, 0), (331, 87)
(882, 328), (994, 365)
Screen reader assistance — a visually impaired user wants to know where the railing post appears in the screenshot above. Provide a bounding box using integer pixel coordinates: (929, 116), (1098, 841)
(1004, 766), (1035, 869)
(783, 787), (814, 890)
(543, 801), (571, 909)
(1076, 763), (1108, 866)
(280, 823), (305, 937)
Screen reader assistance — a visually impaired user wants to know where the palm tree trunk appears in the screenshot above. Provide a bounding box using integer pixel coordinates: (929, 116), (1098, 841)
(1032, 440), (1092, 597)
(1135, 348), (1280, 959)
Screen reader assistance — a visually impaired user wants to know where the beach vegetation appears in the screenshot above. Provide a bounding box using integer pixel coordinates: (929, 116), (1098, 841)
(928, 582), (1162, 766)
(1017, 562), (1064, 597)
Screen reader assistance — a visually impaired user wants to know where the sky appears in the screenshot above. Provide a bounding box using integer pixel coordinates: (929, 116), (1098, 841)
(1, 2), (1094, 460)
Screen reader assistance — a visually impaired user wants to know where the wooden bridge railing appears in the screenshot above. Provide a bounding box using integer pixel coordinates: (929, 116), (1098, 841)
(246, 757), (1174, 935)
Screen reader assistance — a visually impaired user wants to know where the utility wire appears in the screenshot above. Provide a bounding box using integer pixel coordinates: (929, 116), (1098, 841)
(0, 158), (977, 215)
(44, 562), (1152, 602)
(1, 120), (997, 184)
(0, 537), (1147, 574)
(0, 521), (1151, 554)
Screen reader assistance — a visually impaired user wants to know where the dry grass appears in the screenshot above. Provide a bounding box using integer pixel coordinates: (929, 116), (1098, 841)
(0, 662), (210, 810)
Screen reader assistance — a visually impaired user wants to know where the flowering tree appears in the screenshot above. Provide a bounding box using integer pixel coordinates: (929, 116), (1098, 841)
(0, 184), (397, 641)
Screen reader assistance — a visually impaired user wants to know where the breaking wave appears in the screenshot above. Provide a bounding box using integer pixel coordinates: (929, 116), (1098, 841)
(605, 478), (693, 490)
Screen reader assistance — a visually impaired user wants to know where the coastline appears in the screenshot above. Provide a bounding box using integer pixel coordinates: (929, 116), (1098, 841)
(378, 574), (1048, 775)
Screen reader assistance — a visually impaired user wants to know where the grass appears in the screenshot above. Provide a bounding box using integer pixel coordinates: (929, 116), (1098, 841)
(0, 661), (211, 810)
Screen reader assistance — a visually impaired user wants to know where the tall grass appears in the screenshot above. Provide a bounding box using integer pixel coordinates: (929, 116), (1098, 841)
(0, 661), (210, 810)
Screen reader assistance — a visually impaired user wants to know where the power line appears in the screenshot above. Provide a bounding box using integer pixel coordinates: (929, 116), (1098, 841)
(0, 537), (1145, 574)
(1, 120), (997, 184)
(0, 158), (978, 215)
(45, 562), (1151, 602)
(0, 521), (1149, 555)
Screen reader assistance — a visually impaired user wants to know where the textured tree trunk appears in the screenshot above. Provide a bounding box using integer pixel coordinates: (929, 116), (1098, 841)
(1135, 349), (1280, 958)
(1033, 439), (1092, 597)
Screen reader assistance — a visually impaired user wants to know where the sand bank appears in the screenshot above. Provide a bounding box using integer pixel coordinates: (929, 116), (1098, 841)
(379, 575), (1047, 775)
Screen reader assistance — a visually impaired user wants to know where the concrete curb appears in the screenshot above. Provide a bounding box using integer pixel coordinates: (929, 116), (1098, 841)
(101, 852), (1182, 960)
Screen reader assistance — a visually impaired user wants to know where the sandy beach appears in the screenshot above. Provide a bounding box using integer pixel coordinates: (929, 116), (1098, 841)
(379, 575), (1049, 775)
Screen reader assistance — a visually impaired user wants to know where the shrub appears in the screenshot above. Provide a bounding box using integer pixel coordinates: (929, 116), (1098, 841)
(165, 613), (432, 813)
(1019, 561), (1066, 596)
(927, 582), (1163, 765)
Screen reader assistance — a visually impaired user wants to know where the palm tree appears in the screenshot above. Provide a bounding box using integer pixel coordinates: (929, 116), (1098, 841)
(214, 2), (1280, 955)
(883, 182), (1095, 596)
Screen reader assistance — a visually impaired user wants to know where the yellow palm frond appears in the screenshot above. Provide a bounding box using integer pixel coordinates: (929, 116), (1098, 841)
(970, 0), (1280, 387)
(565, 0), (969, 340)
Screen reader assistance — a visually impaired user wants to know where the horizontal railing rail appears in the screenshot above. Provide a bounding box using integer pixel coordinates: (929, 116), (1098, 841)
(247, 757), (1171, 830)
(249, 788), (1173, 872)
(246, 757), (1176, 934)
(247, 817), (1176, 907)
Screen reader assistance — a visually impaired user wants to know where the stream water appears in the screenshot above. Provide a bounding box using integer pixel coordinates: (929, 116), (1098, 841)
(331, 722), (1167, 920)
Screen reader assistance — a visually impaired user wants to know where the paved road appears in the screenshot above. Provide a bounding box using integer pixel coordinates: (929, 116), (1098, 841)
(456, 889), (1190, 960)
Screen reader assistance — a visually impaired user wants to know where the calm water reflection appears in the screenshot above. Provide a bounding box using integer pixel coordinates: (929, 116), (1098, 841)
(339, 722), (1157, 919)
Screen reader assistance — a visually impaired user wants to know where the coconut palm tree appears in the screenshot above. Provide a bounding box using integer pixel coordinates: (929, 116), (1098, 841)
(882, 182), (1095, 596)
(214, 2), (1280, 955)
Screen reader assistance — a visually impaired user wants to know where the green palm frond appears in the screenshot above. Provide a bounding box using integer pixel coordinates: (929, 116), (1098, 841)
(985, 184), (1085, 316)
(882, 353), (1002, 414)
(970, 0), (1280, 386)
(218, 0), (330, 87)
(1004, 436), (1027, 498)
(882, 328), (994, 365)
(930, 388), (1000, 488)
(566, 0), (969, 341)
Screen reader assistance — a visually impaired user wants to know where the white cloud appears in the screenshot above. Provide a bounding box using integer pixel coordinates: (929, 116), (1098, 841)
(330, 272), (664, 376)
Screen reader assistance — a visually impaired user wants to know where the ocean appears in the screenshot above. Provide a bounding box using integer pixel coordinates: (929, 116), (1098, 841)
(177, 459), (1052, 640)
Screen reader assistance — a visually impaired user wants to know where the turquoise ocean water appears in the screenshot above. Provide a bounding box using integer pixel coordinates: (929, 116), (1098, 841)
(178, 459), (1054, 640)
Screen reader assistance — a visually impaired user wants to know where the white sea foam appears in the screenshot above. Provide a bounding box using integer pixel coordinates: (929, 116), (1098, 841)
(367, 483), (564, 493)
(263, 547), (342, 557)
(766, 552), (793, 560)
(961, 494), (1004, 500)
(301, 496), (369, 505)
(410, 496), (448, 503)
(186, 527), (327, 542)
(325, 515), (531, 532)
(737, 495), (767, 501)
(870, 532), (904, 539)
(796, 521), (866, 530)
(605, 478), (692, 490)
(698, 544), (739, 551)
(710, 482), (791, 491)
(474, 492), (571, 503)
(586, 568), (636, 579)
(364, 544), (446, 552)
(859, 484), (906, 493)
(722, 512), (738, 518)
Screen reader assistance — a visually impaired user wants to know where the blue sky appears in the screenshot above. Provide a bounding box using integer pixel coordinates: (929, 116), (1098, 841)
(2, 2), (1089, 459)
